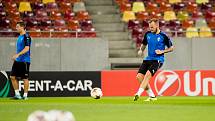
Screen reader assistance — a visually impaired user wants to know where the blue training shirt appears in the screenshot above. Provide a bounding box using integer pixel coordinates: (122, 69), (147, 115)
(16, 33), (31, 63)
(142, 31), (173, 63)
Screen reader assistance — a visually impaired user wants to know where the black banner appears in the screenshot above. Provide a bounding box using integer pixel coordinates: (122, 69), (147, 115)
(2, 71), (101, 97)
(0, 71), (11, 97)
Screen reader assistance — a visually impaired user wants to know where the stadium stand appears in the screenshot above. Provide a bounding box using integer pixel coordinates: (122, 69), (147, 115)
(113, 0), (215, 48)
(1, 0), (215, 41)
(0, 0), (96, 38)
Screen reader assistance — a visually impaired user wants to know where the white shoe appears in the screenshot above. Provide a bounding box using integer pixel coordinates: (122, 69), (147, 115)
(144, 97), (157, 102)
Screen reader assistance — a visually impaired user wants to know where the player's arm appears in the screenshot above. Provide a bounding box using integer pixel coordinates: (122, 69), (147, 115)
(138, 32), (148, 56)
(155, 46), (173, 54)
(140, 44), (146, 51)
(12, 35), (31, 60)
(138, 44), (146, 56)
(164, 46), (174, 53)
(155, 34), (174, 55)
(12, 46), (30, 60)
(18, 46), (30, 56)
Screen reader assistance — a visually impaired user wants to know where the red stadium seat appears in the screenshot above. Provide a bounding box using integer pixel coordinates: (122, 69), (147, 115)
(80, 19), (93, 31)
(150, 11), (162, 19)
(50, 11), (62, 20)
(173, 2), (185, 12)
(46, 2), (59, 12)
(191, 10), (203, 20)
(25, 19), (39, 30)
(0, 11), (6, 19)
(181, 19), (194, 29)
(33, 2), (45, 10)
(204, 10), (215, 20)
(8, 11), (20, 20)
(76, 11), (90, 21)
(159, 2), (172, 12)
(54, 19), (66, 27)
(1, 0), (13, 3)
(155, 0), (168, 4)
(200, 3), (212, 12)
(35, 10), (49, 21)
(5, 2), (17, 12)
(29, 0), (41, 3)
(53, 19), (68, 37)
(166, 20), (181, 30)
(119, 3), (131, 13)
(40, 19), (52, 30)
(23, 11), (34, 18)
(127, 20), (141, 30)
(64, 10), (75, 21)
(146, 2), (158, 12)
(207, 19), (215, 30)
(136, 11), (149, 21)
(67, 19), (80, 31)
(131, 27), (143, 40)
(0, 3), (4, 12)
(135, 35), (143, 48)
(142, 20), (149, 29)
(22, 11), (35, 22)
(186, 2), (198, 13)
(59, 2), (72, 12)
(159, 19), (167, 28)
(0, 19), (10, 29)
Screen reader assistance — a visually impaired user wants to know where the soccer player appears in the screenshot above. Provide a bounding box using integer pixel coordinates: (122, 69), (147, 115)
(134, 18), (174, 101)
(10, 21), (32, 100)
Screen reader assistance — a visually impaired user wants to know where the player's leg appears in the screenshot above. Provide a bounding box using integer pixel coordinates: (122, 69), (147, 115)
(10, 61), (22, 99)
(144, 84), (157, 102)
(135, 70), (152, 97)
(10, 76), (22, 99)
(136, 73), (144, 83)
(143, 61), (163, 101)
(139, 70), (152, 91)
(145, 84), (156, 98)
(22, 62), (30, 100)
(136, 67), (155, 98)
(134, 73), (145, 101)
(23, 79), (29, 100)
(134, 61), (148, 101)
(137, 70), (157, 102)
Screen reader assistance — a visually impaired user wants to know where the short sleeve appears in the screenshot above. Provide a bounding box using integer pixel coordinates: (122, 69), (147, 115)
(163, 34), (173, 48)
(24, 34), (31, 46)
(142, 31), (149, 45)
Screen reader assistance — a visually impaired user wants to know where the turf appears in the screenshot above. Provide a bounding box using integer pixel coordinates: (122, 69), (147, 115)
(0, 97), (215, 121)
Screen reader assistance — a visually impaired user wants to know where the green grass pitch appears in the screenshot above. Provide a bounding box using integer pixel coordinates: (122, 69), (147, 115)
(0, 97), (215, 121)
